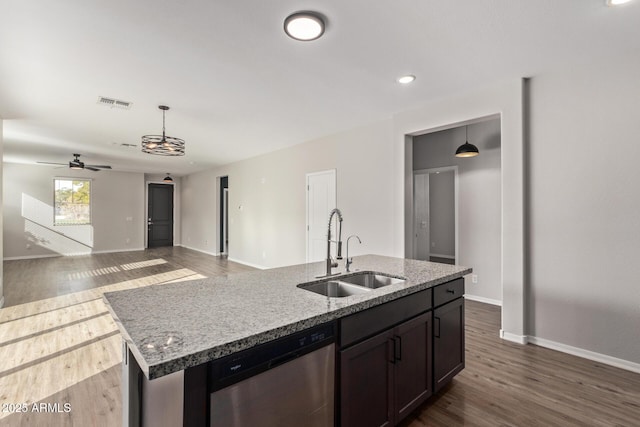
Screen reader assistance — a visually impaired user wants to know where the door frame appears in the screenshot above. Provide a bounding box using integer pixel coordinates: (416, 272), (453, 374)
(145, 180), (177, 249)
(305, 169), (337, 263)
(412, 166), (459, 263)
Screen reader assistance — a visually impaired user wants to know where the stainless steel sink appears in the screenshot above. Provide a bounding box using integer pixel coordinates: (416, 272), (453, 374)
(340, 272), (406, 289)
(298, 280), (372, 297)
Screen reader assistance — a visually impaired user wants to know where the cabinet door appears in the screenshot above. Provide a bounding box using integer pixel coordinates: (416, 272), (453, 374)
(394, 311), (432, 422)
(433, 297), (465, 392)
(340, 330), (394, 427)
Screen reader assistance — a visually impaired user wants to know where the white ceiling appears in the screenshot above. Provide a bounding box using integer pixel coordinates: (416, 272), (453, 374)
(1, 0), (639, 175)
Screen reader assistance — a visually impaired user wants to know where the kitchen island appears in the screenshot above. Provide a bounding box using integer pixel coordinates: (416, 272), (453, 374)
(104, 254), (471, 427)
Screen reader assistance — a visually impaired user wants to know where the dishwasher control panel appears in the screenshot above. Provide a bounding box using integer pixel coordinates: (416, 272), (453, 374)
(209, 322), (335, 391)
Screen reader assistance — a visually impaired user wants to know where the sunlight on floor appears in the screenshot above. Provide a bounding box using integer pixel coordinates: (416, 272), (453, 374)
(0, 266), (206, 422)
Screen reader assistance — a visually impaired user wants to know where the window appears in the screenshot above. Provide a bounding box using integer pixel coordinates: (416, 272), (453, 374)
(54, 179), (91, 225)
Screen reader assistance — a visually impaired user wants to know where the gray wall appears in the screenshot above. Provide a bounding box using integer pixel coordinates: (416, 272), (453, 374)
(3, 163), (145, 258)
(528, 57), (640, 364)
(181, 120), (395, 269)
(413, 119), (502, 303)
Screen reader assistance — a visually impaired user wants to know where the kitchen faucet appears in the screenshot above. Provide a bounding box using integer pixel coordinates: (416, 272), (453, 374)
(319, 208), (343, 277)
(345, 235), (361, 272)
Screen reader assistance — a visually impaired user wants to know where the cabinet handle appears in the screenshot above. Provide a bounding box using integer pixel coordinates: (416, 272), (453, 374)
(446, 289), (455, 294)
(434, 317), (441, 338)
(394, 335), (402, 362)
(389, 338), (396, 364)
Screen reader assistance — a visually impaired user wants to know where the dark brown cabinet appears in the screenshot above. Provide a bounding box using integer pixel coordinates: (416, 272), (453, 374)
(340, 312), (432, 427)
(433, 281), (465, 392)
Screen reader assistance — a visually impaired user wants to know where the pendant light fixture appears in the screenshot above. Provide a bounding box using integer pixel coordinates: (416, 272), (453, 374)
(163, 173), (174, 183)
(142, 105), (185, 156)
(455, 126), (479, 158)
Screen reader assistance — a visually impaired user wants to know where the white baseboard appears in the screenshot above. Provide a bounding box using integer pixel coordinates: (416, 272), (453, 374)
(177, 244), (219, 257)
(4, 247), (145, 261)
(464, 294), (502, 306)
(4, 253), (62, 261)
(0, 296), (4, 309)
(528, 336), (640, 374)
(500, 329), (529, 344)
(228, 257), (267, 270)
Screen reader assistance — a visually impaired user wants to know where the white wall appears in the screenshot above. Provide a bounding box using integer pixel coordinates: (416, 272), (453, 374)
(181, 119), (394, 269)
(3, 163), (145, 258)
(413, 119), (502, 303)
(528, 57), (640, 366)
(0, 118), (3, 307)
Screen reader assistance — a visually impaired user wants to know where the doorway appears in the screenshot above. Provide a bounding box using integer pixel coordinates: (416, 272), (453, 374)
(306, 169), (337, 263)
(219, 176), (228, 255)
(413, 167), (458, 264)
(147, 183), (174, 248)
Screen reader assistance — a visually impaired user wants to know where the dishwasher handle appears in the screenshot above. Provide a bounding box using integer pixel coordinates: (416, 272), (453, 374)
(268, 351), (301, 369)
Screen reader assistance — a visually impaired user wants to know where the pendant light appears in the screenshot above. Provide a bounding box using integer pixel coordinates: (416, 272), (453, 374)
(163, 173), (174, 183)
(455, 126), (479, 158)
(142, 105), (185, 156)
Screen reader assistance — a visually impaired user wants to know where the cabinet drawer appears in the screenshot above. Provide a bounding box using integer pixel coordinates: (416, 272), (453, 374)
(433, 278), (464, 308)
(340, 288), (432, 348)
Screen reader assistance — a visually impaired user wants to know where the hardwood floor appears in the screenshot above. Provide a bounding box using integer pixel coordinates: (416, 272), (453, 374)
(400, 301), (640, 427)
(0, 247), (254, 426)
(1, 251), (639, 426)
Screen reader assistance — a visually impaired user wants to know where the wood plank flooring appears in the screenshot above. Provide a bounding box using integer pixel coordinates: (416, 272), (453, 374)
(1, 250), (639, 426)
(0, 247), (254, 426)
(400, 301), (640, 427)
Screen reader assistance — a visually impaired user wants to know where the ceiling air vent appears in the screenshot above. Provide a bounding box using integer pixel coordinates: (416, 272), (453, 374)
(97, 96), (132, 110)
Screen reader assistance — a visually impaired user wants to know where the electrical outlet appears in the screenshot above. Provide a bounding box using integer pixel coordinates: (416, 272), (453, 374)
(431, 242), (436, 247)
(472, 274), (478, 284)
(204, 240), (208, 246)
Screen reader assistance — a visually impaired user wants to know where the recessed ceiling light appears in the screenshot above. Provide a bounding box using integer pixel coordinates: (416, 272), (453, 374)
(284, 12), (325, 41)
(397, 75), (416, 84)
(607, 0), (633, 5)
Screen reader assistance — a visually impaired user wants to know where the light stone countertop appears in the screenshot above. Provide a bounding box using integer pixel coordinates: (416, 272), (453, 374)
(103, 254), (471, 380)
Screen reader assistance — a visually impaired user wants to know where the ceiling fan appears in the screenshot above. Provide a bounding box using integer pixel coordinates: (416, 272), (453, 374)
(37, 153), (112, 172)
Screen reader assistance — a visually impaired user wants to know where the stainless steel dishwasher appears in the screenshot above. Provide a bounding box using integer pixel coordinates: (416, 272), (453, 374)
(208, 322), (335, 427)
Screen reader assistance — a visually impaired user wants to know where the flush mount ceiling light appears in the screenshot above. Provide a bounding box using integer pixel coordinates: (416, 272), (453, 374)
(141, 105), (185, 156)
(455, 126), (480, 158)
(607, 0), (633, 5)
(397, 75), (416, 84)
(163, 173), (174, 183)
(284, 12), (325, 41)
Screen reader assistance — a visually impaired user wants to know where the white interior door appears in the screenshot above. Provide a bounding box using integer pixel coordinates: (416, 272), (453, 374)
(414, 173), (430, 261)
(306, 170), (337, 263)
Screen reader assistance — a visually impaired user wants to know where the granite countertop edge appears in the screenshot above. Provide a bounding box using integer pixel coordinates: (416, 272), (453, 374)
(104, 255), (471, 380)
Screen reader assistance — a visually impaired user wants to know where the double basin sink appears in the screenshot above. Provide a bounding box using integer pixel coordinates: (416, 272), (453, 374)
(298, 272), (406, 298)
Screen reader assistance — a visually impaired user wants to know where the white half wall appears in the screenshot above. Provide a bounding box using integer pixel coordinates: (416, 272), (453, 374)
(3, 163), (145, 258)
(0, 117), (4, 307)
(181, 119), (395, 269)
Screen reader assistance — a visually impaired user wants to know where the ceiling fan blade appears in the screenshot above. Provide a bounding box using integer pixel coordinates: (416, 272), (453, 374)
(37, 161), (67, 166)
(84, 166), (101, 171)
(86, 165), (112, 169)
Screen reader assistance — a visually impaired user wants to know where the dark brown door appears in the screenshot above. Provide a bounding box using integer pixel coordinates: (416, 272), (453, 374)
(148, 184), (174, 248)
(394, 311), (433, 422)
(434, 298), (465, 392)
(340, 330), (394, 427)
